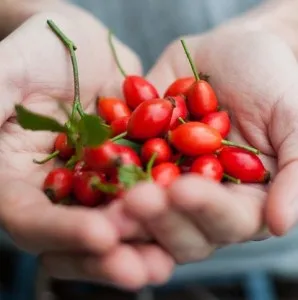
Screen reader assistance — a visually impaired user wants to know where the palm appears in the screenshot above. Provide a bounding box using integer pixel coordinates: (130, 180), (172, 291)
(0, 10), (176, 288)
(0, 11), (141, 185)
(144, 27), (298, 246)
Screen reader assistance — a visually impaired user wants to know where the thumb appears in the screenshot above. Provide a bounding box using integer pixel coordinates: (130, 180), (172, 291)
(266, 84), (298, 235)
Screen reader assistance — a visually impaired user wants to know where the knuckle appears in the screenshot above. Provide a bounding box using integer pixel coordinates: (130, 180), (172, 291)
(174, 245), (214, 264)
(75, 214), (117, 252)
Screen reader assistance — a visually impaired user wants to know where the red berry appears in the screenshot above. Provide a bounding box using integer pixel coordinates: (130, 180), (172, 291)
(187, 80), (218, 118)
(127, 98), (174, 140)
(201, 111), (231, 138)
(164, 77), (195, 97)
(151, 162), (180, 188)
(141, 138), (172, 166)
(218, 147), (270, 183)
(111, 116), (130, 137)
(116, 144), (142, 167)
(108, 32), (159, 110)
(123, 76), (159, 110)
(73, 171), (105, 207)
(169, 122), (222, 156)
(84, 141), (120, 171)
(97, 97), (131, 124)
(43, 168), (73, 203)
(180, 40), (218, 118)
(54, 133), (74, 160)
(167, 95), (188, 129)
(190, 155), (223, 182)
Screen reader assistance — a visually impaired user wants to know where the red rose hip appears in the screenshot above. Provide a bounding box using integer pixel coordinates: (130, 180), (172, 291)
(97, 97), (131, 124)
(169, 122), (222, 156)
(190, 155), (223, 182)
(187, 80), (218, 118)
(218, 147), (270, 183)
(54, 133), (74, 160)
(108, 31), (159, 109)
(73, 171), (105, 207)
(180, 39), (218, 118)
(141, 138), (172, 166)
(164, 77), (195, 97)
(151, 162), (180, 188)
(43, 167), (73, 203)
(201, 111), (231, 138)
(127, 98), (174, 140)
(123, 76), (159, 109)
(111, 116), (130, 137)
(84, 141), (120, 171)
(167, 95), (188, 129)
(116, 144), (142, 167)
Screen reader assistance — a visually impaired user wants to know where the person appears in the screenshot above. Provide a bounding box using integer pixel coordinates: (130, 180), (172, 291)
(0, 0), (298, 291)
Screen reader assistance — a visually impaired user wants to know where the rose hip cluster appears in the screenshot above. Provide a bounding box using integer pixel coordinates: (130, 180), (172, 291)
(15, 21), (270, 209)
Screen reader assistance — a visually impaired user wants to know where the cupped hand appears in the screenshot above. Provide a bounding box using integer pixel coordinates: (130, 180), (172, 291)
(0, 6), (174, 289)
(122, 26), (298, 263)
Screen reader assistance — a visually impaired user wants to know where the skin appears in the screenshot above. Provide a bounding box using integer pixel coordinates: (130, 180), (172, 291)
(0, 2), (173, 290)
(1, 0), (298, 290)
(122, 10), (298, 263)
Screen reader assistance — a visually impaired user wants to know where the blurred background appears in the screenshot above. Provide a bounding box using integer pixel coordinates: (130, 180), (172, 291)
(2, 226), (298, 300)
(2, 1), (298, 299)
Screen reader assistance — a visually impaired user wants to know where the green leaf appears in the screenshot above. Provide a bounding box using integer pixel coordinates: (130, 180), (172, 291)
(114, 139), (142, 154)
(78, 114), (112, 146)
(15, 105), (66, 132)
(118, 164), (149, 189)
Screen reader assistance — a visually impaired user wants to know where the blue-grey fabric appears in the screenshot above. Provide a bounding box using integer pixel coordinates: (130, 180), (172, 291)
(71, 0), (262, 71)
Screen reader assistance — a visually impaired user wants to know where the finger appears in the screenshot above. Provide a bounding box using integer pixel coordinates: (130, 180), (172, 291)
(123, 182), (214, 264)
(101, 200), (150, 241)
(168, 175), (265, 244)
(41, 243), (174, 290)
(266, 161), (298, 235)
(0, 179), (118, 254)
(133, 244), (175, 285)
(41, 245), (148, 291)
(266, 90), (298, 235)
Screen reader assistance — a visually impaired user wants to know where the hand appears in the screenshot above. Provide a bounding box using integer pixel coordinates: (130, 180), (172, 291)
(122, 25), (298, 263)
(0, 6), (174, 289)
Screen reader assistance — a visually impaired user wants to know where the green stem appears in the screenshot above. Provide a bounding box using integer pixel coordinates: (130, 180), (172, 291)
(180, 39), (200, 81)
(178, 117), (186, 124)
(65, 154), (78, 169)
(108, 30), (127, 77)
(110, 131), (127, 142)
(92, 180), (118, 194)
(47, 20), (84, 120)
(147, 152), (158, 176)
(223, 173), (241, 184)
(222, 140), (260, 155)
(33, 150), (59, 164)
